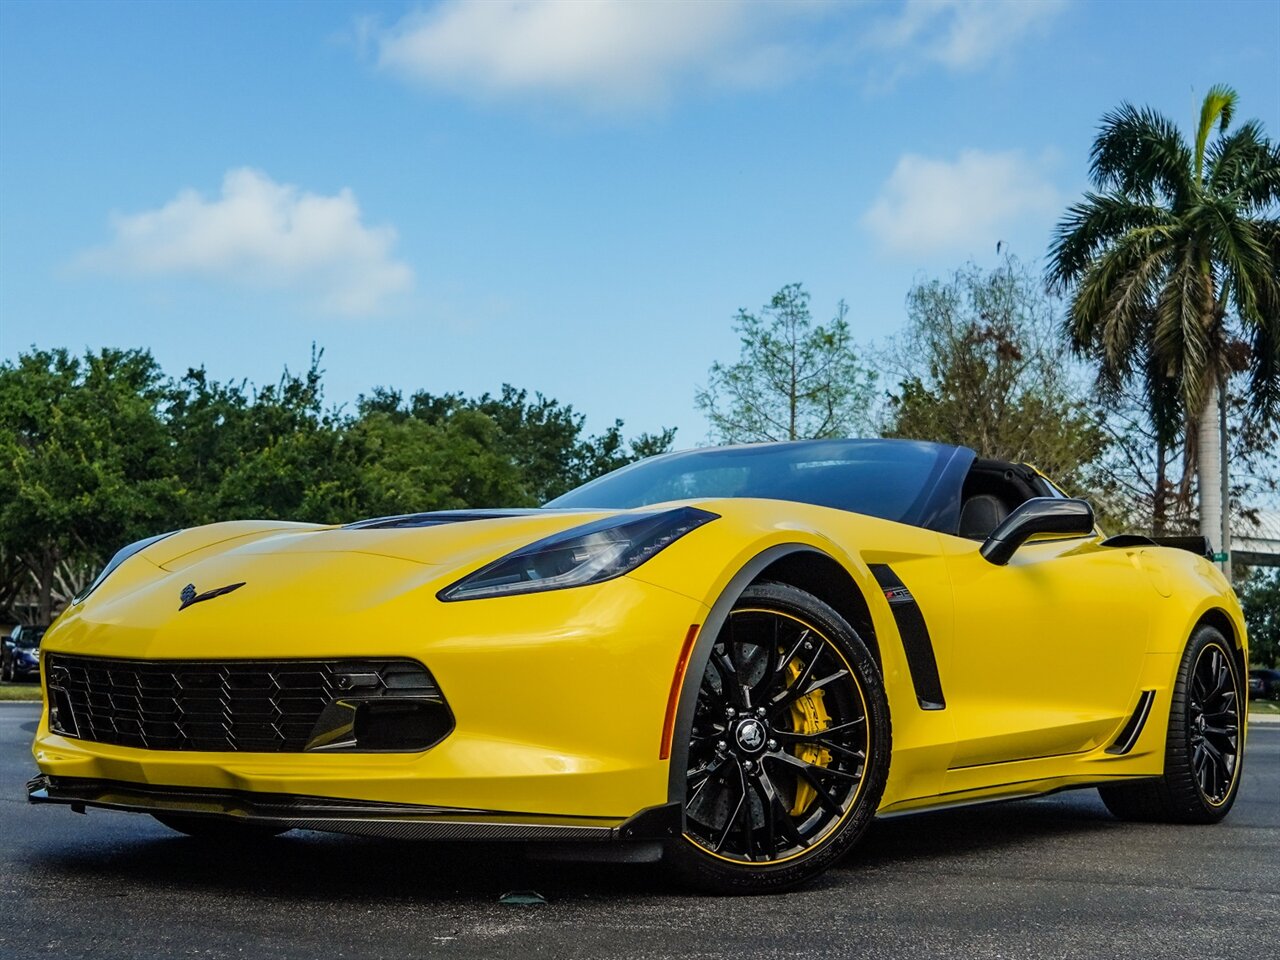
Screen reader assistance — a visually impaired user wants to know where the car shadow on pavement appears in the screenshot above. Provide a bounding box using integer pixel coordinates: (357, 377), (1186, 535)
(32, 792), (1121, 902)
(845, 792), (1118, 872)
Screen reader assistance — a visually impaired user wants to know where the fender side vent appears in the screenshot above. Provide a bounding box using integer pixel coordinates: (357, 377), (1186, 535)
(868, 564), (946, 711)
(1106, 690), (1156, 755)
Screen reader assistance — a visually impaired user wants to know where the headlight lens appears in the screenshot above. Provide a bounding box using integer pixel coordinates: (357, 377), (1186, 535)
(438, 506), (718, 601)
(74, 531), (179, 604)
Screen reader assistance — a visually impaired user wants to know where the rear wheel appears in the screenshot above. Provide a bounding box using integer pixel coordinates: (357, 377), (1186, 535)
(152, 813), (291, 840)
(1099, 623), (1243, 823)
(666, 582), (891, 893)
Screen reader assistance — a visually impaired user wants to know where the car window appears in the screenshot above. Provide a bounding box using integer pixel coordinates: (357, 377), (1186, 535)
(547, 440), (956, 526)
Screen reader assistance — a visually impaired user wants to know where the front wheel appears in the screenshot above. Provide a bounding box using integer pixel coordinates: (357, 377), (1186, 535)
(1099, 623), (1243, 823)
(666, 582), (891, 893)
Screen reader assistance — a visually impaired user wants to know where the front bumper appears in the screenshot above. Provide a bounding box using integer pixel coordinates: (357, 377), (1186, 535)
(33, 575), (709, 820)
(27, 774), (681, 842)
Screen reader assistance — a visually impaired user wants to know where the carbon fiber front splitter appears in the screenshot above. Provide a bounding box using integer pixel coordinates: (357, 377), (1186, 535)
(26, 774), (681, 844)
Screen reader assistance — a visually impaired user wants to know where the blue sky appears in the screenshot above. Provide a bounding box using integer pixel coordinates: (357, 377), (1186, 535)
(1, 0), (1277, 444)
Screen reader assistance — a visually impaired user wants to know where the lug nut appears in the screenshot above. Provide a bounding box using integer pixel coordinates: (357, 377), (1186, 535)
(756, 707), (767, 717)
(716, 740), (728, 752)
(767, 739), (778, 751)
(725, 707), (736, 717)
(743, 760), (755, 771)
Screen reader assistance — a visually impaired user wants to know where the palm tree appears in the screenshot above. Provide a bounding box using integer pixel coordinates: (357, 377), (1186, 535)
(1047, 84), (1280, 573)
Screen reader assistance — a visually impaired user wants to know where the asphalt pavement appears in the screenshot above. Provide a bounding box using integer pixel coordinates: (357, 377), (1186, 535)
(1, 700), (1277, 960)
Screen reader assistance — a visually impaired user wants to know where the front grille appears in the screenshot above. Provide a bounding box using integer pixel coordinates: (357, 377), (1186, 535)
(44, 654), (449, 753)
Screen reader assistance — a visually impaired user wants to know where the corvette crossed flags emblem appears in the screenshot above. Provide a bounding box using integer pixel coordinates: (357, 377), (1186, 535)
(178, 581), (246, 611)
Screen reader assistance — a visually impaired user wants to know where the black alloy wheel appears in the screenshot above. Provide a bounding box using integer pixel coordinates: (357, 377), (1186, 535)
(1187, 642), (1240, 805)
(1099, 623), (1243, 823)
(667, 582), (890, 893)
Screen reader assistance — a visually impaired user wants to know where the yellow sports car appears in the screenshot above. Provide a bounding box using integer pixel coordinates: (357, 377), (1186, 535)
(28, 439), (1247, 892)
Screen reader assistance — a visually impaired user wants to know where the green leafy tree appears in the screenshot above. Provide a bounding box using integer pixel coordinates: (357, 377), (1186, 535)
(696, 284), (877, 443)
(883, 258), (1107, 496)
(1047, 84), (1280, 557)
(1239, 567), (1280, 667)
(0, 348), (180, 621)
(166, 352), (352, 524)
(388, 384), (675, 503)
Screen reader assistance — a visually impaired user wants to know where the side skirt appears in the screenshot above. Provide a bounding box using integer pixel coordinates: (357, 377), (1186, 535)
(27, 775), (682, 844)
(875, 775), (1161, 820)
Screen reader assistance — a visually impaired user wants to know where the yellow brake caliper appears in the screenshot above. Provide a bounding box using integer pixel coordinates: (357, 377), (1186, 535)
(785, 658), (832, 816)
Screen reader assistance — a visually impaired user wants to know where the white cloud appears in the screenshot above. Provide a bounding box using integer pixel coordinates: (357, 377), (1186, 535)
(85, 168), (413, 316)
(366, 1), (1067, 110)
(872, 0), (1066, 72)
(372, 0), (818, 110)
(862, 149), (1059, 255)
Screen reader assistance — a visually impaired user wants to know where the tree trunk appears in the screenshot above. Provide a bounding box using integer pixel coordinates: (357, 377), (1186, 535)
(1219, 377), (1231, 583)
(1195, 372), (1225, 569)
(37, 548), (55, 625)
(1153, 436), (1167, 537)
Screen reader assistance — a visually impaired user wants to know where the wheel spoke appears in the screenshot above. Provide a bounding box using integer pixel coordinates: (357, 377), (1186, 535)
(774, 717), (864, 741)
(735, 763), (756, 861)
(774, 627), (811, 679)
(770, 754), (844, 815)
(711, 649), (747, 709)
(686, 754), (729, 806)
(714, 765), (747, 854)
(769, 639), (827, 713)
(758, 767), (807, 849)
(771, 749), (862, 784)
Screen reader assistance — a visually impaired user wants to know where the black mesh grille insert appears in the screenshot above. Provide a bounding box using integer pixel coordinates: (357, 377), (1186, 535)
(44, 654), (445, 752)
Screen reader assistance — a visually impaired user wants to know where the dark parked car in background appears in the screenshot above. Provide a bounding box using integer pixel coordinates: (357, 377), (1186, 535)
(1250, 668), (1280, 701)
(1, 624), (45, 682)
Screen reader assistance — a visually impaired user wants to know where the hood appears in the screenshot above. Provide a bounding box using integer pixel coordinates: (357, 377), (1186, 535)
(47, 508), (630, 660)
(161, 508), (613, 570)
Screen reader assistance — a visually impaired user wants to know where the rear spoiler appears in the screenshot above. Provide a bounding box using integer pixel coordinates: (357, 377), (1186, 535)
(1101, 534), (1215, 561)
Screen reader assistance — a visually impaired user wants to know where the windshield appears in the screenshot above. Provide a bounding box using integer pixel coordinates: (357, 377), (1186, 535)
(15, 627), (44, 648)
(547, 439), (961, 526)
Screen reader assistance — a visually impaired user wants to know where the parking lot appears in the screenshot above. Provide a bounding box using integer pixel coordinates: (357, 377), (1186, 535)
(1, 700), (1277, 960)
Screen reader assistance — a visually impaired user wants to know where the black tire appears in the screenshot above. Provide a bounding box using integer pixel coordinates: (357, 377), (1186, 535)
(1098, 623), (1243, 824)
(665, 582), (891, 894)
(152, 813), (291, 840)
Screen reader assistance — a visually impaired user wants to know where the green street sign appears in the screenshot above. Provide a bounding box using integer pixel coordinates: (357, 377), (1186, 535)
(1212, 552), (1229, 563)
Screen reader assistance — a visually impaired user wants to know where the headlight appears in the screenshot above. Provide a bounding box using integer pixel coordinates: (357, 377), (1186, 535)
(438, 506), (718, 602)
(74, 531), (179, 604)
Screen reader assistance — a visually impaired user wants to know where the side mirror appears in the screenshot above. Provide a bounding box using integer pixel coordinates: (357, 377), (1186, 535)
(980, 497), (1095, 565)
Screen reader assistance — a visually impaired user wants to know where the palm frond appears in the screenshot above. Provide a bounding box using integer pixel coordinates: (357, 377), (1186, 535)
(1068, 225), (1175, 368)
(1090, 103), (1193, 204)
(1206, 121), (1271, 191)
(1238, 218), (1280, 418)
(1195, 84), (1239, 181)
(1153, 243), (1215, 413)
(1046, 193), (1173, 292)
(1208, 201), (1271, 320)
